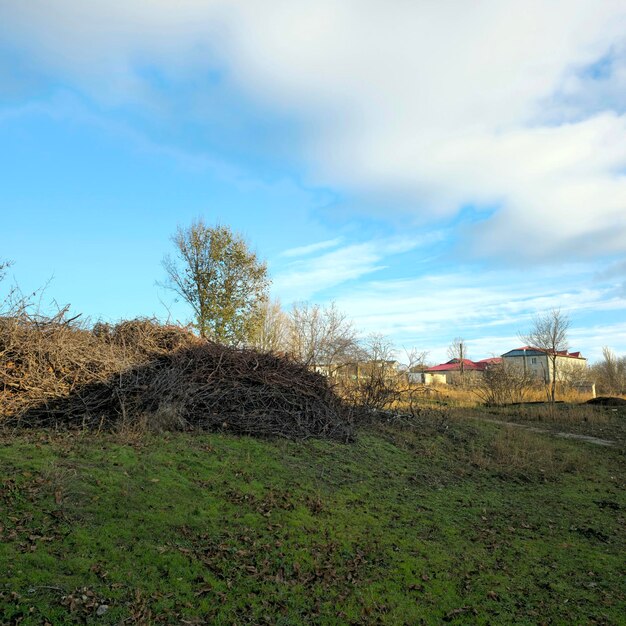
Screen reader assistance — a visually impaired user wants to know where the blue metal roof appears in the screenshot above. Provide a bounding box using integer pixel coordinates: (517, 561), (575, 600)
(501, 349), (545, 358)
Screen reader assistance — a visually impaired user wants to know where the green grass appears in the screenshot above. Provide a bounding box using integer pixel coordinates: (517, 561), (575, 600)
(1, 413), (625, 625)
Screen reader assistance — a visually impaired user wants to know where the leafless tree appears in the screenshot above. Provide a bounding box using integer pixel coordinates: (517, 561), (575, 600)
(347, 332), (400, 410)
(287, 301), (359, 370)
(358, 332), (397, 380)
(474, 361), (535, 406)
(522, 308), (570, 403)
(252, 298), (290, 354)
(447, 337), (468, 379)
(363, 332), (395, 362)
(161, 220), (269, 345)
(591, 347), (626, 396)
(340, 337), (434, 415)
(405, 347), (429, 372)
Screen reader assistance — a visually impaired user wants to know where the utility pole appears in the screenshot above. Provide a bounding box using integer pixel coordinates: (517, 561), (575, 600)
(459, 341), (465, 378)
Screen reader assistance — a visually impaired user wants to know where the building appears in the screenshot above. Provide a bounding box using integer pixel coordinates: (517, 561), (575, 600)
(500, 346), (587, 383)
(423, 357), (501, 385)
(314, 359), (400, 380)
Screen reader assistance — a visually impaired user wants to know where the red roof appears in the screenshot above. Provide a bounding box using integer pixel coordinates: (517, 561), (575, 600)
(425, 357), (503, 373)
(426, 359), (483, 373)
(477, 357), (502, 365)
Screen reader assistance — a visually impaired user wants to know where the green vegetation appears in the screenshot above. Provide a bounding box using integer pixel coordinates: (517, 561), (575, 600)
(1, 412), (625, 625)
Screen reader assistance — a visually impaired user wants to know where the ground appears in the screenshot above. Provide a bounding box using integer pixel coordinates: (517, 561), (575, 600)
(1, 406), (625, 625)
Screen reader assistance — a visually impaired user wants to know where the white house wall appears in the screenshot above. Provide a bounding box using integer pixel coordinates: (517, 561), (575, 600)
(502, 354), (586, 382)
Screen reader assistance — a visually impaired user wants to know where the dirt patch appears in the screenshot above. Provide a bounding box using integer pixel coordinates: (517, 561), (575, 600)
(554, 432), (615, 447)
(586, 396), (626, 407)
(475, 417), (616, 447)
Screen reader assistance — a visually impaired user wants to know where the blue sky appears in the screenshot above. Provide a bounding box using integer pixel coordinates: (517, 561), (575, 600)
(1, 1), (626, 363)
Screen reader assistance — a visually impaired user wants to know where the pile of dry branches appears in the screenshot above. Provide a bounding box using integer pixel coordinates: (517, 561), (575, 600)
(0, 314), (352, 441)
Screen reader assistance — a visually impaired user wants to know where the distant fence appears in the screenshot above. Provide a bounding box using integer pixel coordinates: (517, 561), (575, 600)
(570, 382), (596, 397)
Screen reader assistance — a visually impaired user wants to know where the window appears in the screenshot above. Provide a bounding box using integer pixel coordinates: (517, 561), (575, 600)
(531, 357), (537, 364)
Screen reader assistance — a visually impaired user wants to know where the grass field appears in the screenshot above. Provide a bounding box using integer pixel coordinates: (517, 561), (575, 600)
(1, 408), (625, 625)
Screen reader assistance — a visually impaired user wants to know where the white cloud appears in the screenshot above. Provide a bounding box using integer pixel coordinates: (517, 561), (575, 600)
(273, 236), (424, 301)
(2, 1), (626, 261)
(569, 322), (626, 361)
(328, 263), (626, 362)
(281, 237), (343, 258)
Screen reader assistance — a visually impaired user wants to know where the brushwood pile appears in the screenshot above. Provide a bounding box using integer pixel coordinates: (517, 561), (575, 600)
(0, 315), (352, 441)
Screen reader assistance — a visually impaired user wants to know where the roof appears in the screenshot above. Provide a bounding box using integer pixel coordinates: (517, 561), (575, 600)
(477, 357), (502, 365)
(425, 358), (496, 373)
(502, 347), (586, 360)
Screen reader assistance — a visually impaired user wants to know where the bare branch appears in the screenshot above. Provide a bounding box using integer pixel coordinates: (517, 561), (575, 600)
(287, 301), (359, 368)
(591, 347), (626, 395)
(251, 298), (290, 353)
(521, 308), (570, 403)
(447, 337), (468, 380)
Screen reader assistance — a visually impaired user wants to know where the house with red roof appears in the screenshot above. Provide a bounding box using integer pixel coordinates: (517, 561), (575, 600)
(424, 357), (502, 385)
(419, 346), (589, 389)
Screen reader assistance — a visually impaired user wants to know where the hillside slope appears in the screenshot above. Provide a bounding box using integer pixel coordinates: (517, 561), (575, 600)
(1, 414), (625, 625)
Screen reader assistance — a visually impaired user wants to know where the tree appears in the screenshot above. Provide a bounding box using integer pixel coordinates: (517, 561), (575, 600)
(592, 347), (626, 396)
(447, 337), (468, 379)
(474, 361), (534, 406)
(162, 220), (269, 345)
(349, 333), (399, 409)
(522, 308), (570, 403)
(287, 301), (359, 370)
(252, 297), (290, 354)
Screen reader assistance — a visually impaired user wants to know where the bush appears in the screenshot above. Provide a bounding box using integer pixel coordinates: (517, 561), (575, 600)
(473, 362), (534, 406)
